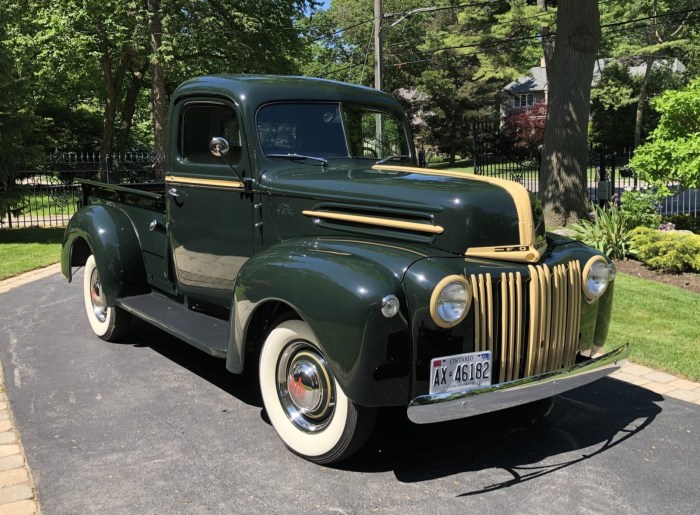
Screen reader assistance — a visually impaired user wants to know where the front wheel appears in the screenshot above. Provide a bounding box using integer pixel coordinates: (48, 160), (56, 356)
(259, 320), (376, 464)
(82, 255), (131, 341)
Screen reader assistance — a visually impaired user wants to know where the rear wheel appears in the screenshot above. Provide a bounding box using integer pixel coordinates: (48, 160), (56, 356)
(82, 255), (131, 341)
(259, 320), (376, 464)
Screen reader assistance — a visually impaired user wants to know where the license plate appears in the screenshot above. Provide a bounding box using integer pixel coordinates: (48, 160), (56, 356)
(429, 351), (492, 395)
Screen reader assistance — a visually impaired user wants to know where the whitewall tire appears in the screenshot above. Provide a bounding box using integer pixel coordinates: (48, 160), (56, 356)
(259, 320), (375, 464)
(83, 255), (131, 341)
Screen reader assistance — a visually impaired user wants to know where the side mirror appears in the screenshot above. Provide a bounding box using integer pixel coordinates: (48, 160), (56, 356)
(210, 137), (229, 157)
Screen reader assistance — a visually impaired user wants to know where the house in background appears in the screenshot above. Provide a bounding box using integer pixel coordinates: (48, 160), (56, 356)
(502, 57), (686, 111)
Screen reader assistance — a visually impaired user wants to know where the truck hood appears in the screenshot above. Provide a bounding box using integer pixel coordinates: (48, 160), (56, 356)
(260, 162), (545, 262)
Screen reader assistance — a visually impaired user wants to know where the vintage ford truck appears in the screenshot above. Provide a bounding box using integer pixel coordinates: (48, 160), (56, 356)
(62, 75), (628, 464)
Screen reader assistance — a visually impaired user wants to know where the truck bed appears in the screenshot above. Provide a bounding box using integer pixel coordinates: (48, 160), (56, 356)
(79, 179), (165, 212)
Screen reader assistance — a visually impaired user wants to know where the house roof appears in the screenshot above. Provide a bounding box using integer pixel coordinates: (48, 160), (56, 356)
(504, 58), (686, 94)
(503, 66), (548, 94)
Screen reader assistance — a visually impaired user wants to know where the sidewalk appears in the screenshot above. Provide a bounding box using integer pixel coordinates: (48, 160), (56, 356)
(0, 264), (699, 515)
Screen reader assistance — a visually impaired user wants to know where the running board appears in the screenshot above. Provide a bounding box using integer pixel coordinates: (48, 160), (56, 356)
(117, 293), (229, 359)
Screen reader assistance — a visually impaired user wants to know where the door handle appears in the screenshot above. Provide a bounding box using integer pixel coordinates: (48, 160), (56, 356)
(168, 188), (179, 198)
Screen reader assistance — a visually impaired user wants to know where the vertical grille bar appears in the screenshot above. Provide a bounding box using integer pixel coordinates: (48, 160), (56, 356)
(525, 265), (539, 377)
(537, 265), (552, 375)
(471, 273), (494, 354)
(499, 274), (508, 383)
(471, 262), (582, 383)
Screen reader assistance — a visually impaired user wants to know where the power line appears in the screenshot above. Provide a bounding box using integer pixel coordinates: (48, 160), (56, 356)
(385, 6), (700, 68)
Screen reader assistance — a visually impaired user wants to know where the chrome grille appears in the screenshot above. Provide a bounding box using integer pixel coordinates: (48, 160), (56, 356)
(470, 262), (582, 382)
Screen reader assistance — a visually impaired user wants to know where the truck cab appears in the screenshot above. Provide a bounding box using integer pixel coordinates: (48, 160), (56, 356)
(62, 75), (627, 464)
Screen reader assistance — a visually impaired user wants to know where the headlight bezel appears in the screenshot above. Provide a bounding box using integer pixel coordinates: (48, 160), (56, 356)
(429, 275), (473, 328)
(582, 255), (612, 301)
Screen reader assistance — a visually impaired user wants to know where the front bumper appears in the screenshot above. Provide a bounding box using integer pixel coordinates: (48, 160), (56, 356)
(407, 344), (629, 424)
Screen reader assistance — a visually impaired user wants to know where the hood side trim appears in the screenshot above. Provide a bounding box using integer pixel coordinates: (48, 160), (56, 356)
(303, 210), (444, 235)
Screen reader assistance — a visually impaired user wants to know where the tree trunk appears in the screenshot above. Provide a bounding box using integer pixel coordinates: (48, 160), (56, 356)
(539, 0), (601, 226)
(115, 63), (148, 157)
(537, 0), (554, 77)
(99, 38), (130, 183)
(634, 55), (655, 149)
(148, 0), (167, 178)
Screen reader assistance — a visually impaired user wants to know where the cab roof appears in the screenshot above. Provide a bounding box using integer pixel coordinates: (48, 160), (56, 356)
(171, 74), (402, 112)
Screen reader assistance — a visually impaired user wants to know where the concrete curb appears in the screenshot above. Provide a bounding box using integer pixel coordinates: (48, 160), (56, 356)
(0, 265), (61, 295)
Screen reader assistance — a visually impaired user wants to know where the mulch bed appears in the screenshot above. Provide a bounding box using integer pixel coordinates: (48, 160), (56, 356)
(613, 259), (700, 295)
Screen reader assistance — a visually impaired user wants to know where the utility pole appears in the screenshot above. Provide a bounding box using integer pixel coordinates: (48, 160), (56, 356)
(374, 4), (443, 91)
(374, 0), (383, 91)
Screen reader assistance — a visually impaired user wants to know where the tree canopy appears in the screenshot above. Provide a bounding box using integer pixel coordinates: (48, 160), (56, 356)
(4, 0), (700, 223)
(629, 77), (700, 192)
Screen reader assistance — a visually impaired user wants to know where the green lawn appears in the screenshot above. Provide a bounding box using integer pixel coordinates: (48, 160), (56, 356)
(607, 273), (700, 381)
(19, 192), (79, 216)
(0, 228), (63, 280)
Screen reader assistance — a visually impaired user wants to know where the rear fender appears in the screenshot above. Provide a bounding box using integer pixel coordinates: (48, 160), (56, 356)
(61, 204), (147, 305)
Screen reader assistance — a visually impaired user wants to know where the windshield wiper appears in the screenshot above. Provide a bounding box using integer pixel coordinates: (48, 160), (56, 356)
(267, 153), (328, 166)
(375, 155), (411, 165)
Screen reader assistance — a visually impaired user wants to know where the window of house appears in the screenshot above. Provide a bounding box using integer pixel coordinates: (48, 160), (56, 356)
(513, 93), (535, 107)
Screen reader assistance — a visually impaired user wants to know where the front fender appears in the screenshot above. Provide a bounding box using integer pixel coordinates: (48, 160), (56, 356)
(229, 238), (430, 407)
(61, 203), (147, 305)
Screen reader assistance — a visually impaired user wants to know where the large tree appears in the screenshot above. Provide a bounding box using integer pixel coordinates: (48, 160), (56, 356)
(0, 1), (40, 218)
(12, 0), (316, 178)
(600, 0), (698, 149)
(539, 0), (601, 226)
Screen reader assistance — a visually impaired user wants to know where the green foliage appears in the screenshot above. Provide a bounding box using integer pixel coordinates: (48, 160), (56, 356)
(569, 205), (632, 260)
(589, 61), (685, 152)
(629, 226), (700, 273)
(662, 214), (700, 234)
(619, 189), (662, 229)
(629, 78), (700, 192)
(447, 0), (551, 82)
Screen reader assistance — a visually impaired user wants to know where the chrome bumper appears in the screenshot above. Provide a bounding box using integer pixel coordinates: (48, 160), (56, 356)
(407, 344), (629, 424)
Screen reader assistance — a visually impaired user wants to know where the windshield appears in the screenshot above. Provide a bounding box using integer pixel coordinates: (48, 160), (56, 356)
(256, 102), (411, 160)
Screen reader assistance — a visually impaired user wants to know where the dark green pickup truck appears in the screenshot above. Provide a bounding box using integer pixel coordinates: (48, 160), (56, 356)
(62, 75), (627, 464)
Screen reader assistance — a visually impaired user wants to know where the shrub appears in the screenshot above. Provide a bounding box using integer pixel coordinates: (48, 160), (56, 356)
(629, 227), (700, 273)
(619, 189), (662, 229)
(569, 205), (632, 260)
(662, 214), (700, 234)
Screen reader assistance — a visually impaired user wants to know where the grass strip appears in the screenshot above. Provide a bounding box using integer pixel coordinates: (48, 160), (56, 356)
(0, 228), (63, 280)
(608, 273), (700, 381)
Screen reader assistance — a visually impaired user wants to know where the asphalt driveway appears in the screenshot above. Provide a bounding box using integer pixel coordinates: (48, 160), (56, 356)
(1, 272), (698, 514)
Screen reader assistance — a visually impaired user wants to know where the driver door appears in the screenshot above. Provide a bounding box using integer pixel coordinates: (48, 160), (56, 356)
(165, 99), (254, 309)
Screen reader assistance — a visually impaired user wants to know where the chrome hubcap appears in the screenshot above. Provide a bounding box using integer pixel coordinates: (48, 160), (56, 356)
(277, 341), (335, 433)
(89, 268), (107, 323)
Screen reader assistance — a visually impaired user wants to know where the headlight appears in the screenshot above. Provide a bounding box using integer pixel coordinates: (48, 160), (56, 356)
(430, 275), (472, 328)
(582, 256), (611, 301)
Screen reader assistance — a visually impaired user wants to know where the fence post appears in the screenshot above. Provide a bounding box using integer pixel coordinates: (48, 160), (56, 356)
(105, 154), (111, 184)
(610, 154), (616, 204)
(472, 123), (478, 174)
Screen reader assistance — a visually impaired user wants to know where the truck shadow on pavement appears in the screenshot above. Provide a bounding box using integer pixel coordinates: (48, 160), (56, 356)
(346, 378), (662, 493)
(122, 319), (662, 492)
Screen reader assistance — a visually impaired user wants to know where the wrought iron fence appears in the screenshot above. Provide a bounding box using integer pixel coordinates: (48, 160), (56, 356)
(471, 123), (698, 218)
(1, 152), (162, 229)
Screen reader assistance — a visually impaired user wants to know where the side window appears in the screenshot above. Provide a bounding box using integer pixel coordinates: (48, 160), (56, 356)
(180, 103), (241, 165)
